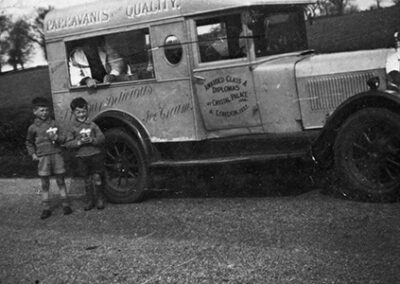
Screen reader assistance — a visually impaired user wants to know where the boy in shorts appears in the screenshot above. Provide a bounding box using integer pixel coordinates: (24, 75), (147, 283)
(26, 97), (72, 219)
(64, 97), (106, 210)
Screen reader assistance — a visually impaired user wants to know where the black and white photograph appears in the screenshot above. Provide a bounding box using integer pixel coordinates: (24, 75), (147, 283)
(0, 0), (399, 282)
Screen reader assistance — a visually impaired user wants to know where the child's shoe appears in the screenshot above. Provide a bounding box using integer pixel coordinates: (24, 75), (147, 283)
(40, 209), (52, 220)
(96, 198), (105, 210)
(63, 206), (73, 215)
(84, 201), (95, 211)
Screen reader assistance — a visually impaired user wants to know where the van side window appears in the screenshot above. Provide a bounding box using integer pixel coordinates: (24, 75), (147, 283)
(164, 35), (183, 65)
(66, 28), (154, 87)
(246, 8), (307, 57)
(196, 14), (246, 63)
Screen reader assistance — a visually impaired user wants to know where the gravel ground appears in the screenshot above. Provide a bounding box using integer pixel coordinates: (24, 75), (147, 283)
(0, 177), (400, 284)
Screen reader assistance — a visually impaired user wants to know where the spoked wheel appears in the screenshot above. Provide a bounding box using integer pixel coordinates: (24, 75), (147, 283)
(334, 108), (400, 202)
(103, 128), (148, 203)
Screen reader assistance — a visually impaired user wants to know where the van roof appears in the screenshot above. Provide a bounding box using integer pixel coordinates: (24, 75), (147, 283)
(44, 0), (315, 40)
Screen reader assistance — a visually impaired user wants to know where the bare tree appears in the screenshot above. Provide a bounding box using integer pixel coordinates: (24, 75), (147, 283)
(30, 6), (54, 60)
(0, 14), (11, 73)
(315, 0), (334, 15)
(316, 0), (357, 15)
(369, 0), (385, 9)
(7, 19), (34, 70)
(346, 3), (360, 13)
(331, 0), (346, 15)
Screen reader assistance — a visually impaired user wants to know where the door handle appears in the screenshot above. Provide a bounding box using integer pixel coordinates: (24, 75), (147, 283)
(194, 75), (205, 84)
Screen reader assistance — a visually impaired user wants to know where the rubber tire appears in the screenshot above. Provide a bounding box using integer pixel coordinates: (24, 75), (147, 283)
(334, 108), (400, 202)
(103, 128), (148, 203)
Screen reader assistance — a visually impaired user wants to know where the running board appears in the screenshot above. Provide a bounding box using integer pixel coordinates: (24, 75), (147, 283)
(150, 151), (307, 168)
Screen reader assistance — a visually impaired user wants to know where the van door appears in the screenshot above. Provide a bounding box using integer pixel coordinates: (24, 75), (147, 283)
(191, 13), (261, 131)
(151, 20), (190, 80)
(149, 20), (197, 141)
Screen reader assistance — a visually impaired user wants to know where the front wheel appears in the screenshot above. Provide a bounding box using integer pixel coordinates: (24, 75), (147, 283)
(334, 108), (400, 202)
(103, 128), (148, 203)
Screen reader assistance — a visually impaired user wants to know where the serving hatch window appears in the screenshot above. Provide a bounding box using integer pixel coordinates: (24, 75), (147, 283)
(195, 14), (246, 63)
(66, 28), (155, 87)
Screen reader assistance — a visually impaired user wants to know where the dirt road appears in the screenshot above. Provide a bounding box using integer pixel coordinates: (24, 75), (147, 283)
(0, 177), (399, 284)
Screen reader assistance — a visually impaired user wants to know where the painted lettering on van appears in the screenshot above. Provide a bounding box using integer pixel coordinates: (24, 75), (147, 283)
(212, 85), (240, 94)
(203, 75), (250, 117)
(88, 101), (104, 114)
(215, 104), (249, 117)
(104, 85), (153, 107)
(60, 85), (152, 121)
(143, 102), (191, 123)
(206, 92), (248, 107)
(204, 77), (224, 91)
(61, 109), (74, 122)
(46, 10), (111, 32)
(126, 0), (181, 18)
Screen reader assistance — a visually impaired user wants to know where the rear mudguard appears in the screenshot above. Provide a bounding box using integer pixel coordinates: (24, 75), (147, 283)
(94, 110), (153, 164)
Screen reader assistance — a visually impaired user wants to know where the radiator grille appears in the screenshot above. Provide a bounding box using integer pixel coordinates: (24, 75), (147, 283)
(307, 72), (375, 111)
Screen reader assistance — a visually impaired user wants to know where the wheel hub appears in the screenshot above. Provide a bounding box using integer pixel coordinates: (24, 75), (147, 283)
(114, 157), (130, 171)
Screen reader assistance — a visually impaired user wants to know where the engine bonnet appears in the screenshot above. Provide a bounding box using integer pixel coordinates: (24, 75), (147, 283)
(296, 48), (393, 78)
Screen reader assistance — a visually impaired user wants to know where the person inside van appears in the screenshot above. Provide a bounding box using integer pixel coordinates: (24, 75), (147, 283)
(105, 30), (154, 80)
(68, 37), (127, 88)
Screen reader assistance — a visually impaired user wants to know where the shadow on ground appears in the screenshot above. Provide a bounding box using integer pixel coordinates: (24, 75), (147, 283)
(0, 147), (339, 201)
(148, 159), (329, 200)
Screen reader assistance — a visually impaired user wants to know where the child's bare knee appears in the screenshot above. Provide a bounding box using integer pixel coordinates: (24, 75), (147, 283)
(93, 173), (102, 186)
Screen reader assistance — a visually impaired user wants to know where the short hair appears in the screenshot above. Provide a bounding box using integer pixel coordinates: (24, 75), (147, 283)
(70, 97), (88, 111)
(32, 97), (50, 108)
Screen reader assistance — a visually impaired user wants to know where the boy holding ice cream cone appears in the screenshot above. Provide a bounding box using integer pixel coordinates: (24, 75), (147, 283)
(26, 97), (72, 219)
(64, 97), (106, 211)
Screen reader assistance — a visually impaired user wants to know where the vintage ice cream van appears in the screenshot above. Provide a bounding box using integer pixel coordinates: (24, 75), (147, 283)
(44, 0), (400, 202)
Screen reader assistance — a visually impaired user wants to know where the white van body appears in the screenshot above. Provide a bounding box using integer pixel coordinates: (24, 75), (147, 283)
(45, 0), (400, 202)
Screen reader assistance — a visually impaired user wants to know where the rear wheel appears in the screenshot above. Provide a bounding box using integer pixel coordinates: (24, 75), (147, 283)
(334, 108), (400, 202)
(103, 128), (148, 203)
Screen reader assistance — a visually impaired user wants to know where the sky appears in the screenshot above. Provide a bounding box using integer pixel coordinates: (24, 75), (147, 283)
(0, 0), (395, 69)
(0, 0), (97, 69)
(0, 0), (96, 13)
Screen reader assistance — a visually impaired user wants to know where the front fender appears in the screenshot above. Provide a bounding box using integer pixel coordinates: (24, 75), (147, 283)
(312, 90), (400, 167)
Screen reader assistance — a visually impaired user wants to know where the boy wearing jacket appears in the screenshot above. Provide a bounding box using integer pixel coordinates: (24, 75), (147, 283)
(26, 97), (72, 219)
(64, 97), (106, 210)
